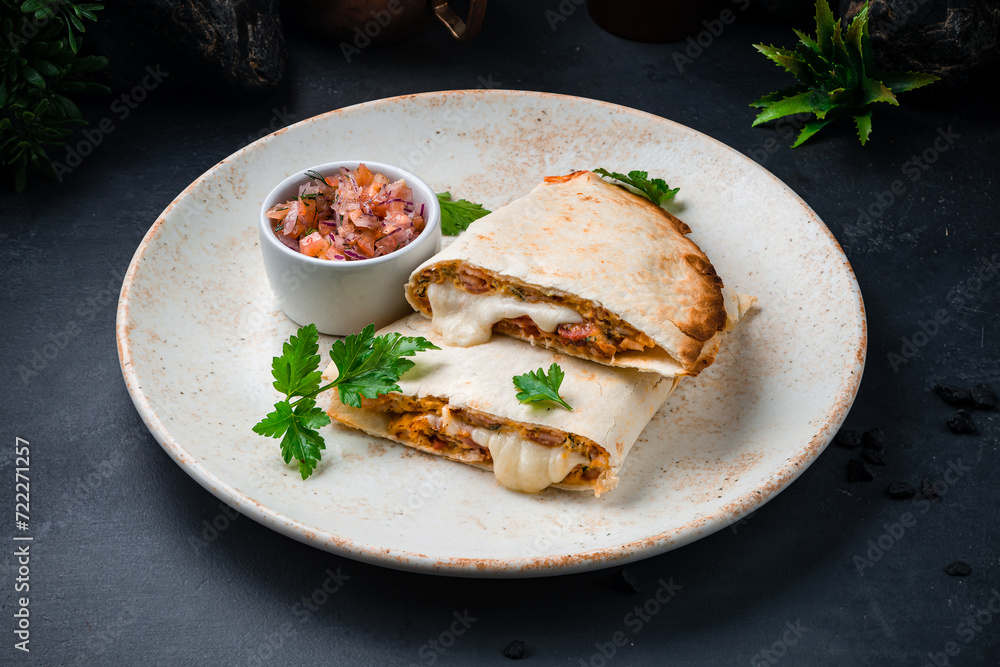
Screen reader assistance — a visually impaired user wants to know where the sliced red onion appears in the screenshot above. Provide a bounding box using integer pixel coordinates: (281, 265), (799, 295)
(276, 232), (299, 251)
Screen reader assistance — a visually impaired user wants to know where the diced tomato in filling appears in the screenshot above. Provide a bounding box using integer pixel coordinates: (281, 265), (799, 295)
(557, 322), (599, 340)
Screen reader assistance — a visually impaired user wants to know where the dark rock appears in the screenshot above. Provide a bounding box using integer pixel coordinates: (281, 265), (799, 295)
(847, 459), (875, 482)
(87, 0), (286, 99)
(862, 427), (886, 453)
(935, 383), (971, 406)
(887, 481), (916, 499)
(502, 640), (528, 660)
(970, 384), (997, 409)
(610, 568), (641, 594)
(835, 428), (862, 449)
(862, 449), (886, 466)
(944, 560), (972, 577)
(920, 479), (941, 501)
(842, 0), (1000, 88)
(947, 410), (978, 434)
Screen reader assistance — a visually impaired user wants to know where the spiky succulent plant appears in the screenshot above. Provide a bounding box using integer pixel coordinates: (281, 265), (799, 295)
(750, 0), (938, 147)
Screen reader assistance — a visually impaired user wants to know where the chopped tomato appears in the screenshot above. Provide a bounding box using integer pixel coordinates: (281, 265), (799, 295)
(298, 197), (317, 226)
(299, 232), (330, 257)
(270, 163), (422, 261)
(355, 229), (376, 257)
(355, 163), (374, 187)
(557, 322), (599, 341)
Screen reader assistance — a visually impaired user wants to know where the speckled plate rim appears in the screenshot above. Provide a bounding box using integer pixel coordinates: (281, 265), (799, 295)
(116, 89), (867, 578)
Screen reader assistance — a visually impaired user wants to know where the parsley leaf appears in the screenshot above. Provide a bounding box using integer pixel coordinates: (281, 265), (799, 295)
(254, 399), (329, 480)
(253, 323), (439, 479)
(269, 323), (323, 398)
(437, 192), (491, 235)
(593, 168), (679, 207)
(513, 363), (573, 411)
(328, 325), (440, 408)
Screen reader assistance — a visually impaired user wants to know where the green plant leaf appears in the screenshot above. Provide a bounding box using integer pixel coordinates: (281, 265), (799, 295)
(853, 113), (872, 145)
(876, 71), (940, 94)
(845, 4), (869, 72)
(21, 66), (44, 89)
(32, 59), (59, 77)
(753, 44), (808, 78)
(751, 91), (825, 125)
(791, 117), (836, 147)
(792, 28), (819, 53)
(815, 0), (835, 57)
(71, 54), (108, 73)
(862, 78), (898, 106)
(750, 85), (809, 108)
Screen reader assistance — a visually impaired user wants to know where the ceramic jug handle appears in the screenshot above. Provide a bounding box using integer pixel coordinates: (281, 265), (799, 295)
(431, 0), (487, 41)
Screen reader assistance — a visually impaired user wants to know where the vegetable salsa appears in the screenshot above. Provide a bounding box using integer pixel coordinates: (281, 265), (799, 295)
(266, 164), (426, 260)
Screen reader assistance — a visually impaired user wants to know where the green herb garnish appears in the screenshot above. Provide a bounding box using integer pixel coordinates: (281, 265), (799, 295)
(303, 169), (326, 182)
(593, 169), (679, 207)
(253, 323), (439, 479)
(436, 191), (491, 235)
(513, 363), (573, 411)
(1, 1), (109, 191)
(298, 193), (319, 200)
(750, 0), (938, 147)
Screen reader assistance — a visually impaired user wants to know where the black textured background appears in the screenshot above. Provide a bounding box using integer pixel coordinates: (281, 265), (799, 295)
(2, 2), (999, 665)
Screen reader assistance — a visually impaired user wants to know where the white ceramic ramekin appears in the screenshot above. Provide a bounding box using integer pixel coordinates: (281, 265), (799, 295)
(258, 160), (441, 335)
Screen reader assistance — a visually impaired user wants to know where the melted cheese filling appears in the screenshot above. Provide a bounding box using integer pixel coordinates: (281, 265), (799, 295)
(440, 408), (587, 493)
(427, 281), (583, 346)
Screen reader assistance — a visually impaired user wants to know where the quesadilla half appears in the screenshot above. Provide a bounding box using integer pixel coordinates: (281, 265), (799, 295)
(324, 314), (677, 496)
(406, 170), (754, 377)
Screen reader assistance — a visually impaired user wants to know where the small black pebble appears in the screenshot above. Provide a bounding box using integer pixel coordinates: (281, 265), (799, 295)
(934, 383), (971, 406)
(847, 459), (874, 482)
(947, 410), (978, 434)
(610, 568), (641, 594)
(920, 479), (941, 501)
(944, 561), (972, 577)
(503, 640), (528, 660)
(861, 449), (886, 466)
(970, 384), (997, 410)
(834, 429), (862, 449)
(887, 481), (916, 499)
(862, 427), (886, 453)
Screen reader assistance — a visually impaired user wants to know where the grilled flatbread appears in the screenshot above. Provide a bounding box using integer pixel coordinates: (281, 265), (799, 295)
(324, 315), (677, 496)
(406, 170), (754, 377)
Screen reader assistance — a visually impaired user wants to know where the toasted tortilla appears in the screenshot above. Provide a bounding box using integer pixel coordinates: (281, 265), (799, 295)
(324, 314), (677, 495)
(406, 170), (754, 377)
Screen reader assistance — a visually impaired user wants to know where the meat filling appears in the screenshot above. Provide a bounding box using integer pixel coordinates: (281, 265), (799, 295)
(410, 263), (656, 361)
(359, 394), (609, 486)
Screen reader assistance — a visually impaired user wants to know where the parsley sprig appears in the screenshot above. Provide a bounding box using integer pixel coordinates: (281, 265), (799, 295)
(253, 323), (439, 479)
(513, 363), (572, 411)
(436, 191), (491, 235)
(593, 169), (679, 207)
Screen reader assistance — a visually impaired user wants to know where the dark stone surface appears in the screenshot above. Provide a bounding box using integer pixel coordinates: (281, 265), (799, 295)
(886, 481), (917, 499)
(843, 0), (1000, 88)
(834, 427), (862, 448)
(970, 383), (997, 409)
(87, 0), (286, 99)
(1, 2), (999, 664)
(935, 381), (972, 406)
(947, 409), (979, 433)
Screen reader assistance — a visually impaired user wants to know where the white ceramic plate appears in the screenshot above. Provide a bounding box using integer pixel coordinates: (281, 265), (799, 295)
(117, 90), (866, 577)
